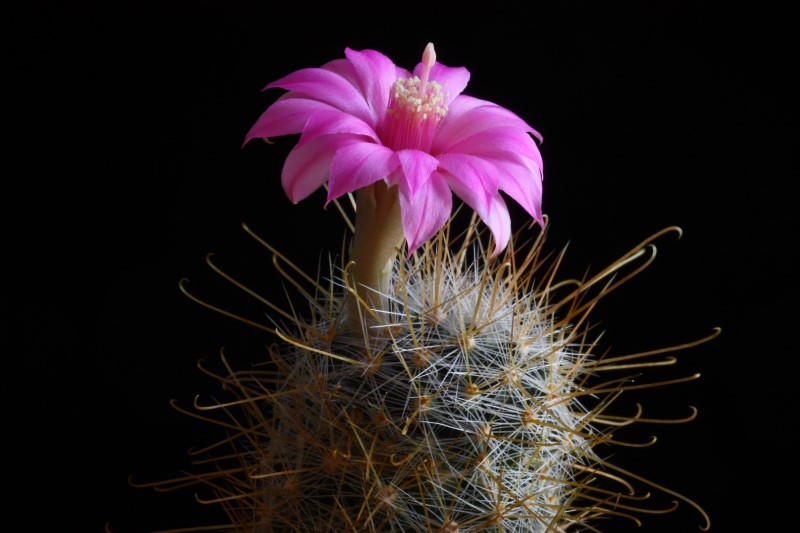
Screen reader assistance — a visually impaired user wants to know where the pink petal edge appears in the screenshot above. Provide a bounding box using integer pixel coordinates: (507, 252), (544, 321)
(327, 142), (399, 201)
(266, 67), (372, 126)
(281, 134), (363, 202)
(399, 171), (452, 255)
(344, 48), (398, 127)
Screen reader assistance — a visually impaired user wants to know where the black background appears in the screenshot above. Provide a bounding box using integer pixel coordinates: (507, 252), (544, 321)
(7, 1), (794, 531)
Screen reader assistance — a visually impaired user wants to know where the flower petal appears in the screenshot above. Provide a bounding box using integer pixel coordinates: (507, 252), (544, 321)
(399, 171), (452, 255)
(281, 133), (362, 202)
(320, 58), (359, 86)
(297, 109), (378, 147)
(434, 101), (543, 154)
(415, 62), (470, 106)
(344, 48), (398, 127)
(482, 194), (512, 256)
(327, 142), (399, 201)
(484, 152), (544, 225)
(439, 127), (543, 173)
(435, 153), (500, 214)
(394, 149), (440, 200)
(444, 172), (511, 256)
(439, 95), (491, 125)
(243, 94), (339, 145)
(266, 67), (372, 125)
(323, 56), (414, 88)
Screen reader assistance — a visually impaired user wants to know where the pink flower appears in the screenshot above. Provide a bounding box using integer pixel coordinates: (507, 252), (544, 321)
(245, 44), (544, 255)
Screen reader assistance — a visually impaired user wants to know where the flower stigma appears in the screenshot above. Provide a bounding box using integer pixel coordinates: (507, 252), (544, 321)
(382, 43), (447, 152)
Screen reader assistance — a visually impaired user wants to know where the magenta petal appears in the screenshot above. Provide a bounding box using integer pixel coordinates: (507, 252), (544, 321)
(297, 109), (378, 147)
(445, 173), (511, 256)
(325, 56), (415, 90)
(486, 153), (544, 225)
(435, 153), (499, 213)
(482, 195), (512, 257)
(394, 149), (439, 200)
(414, 62), (470, 105)
(327, 142), (399, 201)
(281, 133), (362, 202)
(243, 95), (339, 144)
(395, 65), (413, 79)
(440, 127), (543, 173)
(320, 58), (359, 87)
(399, 171), (452, 255)
(440, 95), (493, 126)
(344, 48), (398, 126)
(434, 104), (543, 153)
(266, 67), (372, 125)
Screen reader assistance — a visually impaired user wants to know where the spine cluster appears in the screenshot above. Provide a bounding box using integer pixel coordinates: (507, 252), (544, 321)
(151, 220), (712, 532)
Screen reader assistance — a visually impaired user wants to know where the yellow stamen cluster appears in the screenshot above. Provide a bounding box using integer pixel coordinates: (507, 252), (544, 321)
(388, 76), (448, 123)
(382, 75), (448, 152)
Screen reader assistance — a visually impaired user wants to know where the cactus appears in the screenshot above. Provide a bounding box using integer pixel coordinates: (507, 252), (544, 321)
(129, 43), (714, 532)
(139, 215), (714, 532)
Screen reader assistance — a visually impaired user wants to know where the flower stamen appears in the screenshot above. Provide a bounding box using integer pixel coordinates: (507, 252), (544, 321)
(382, 43), (447, 152)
